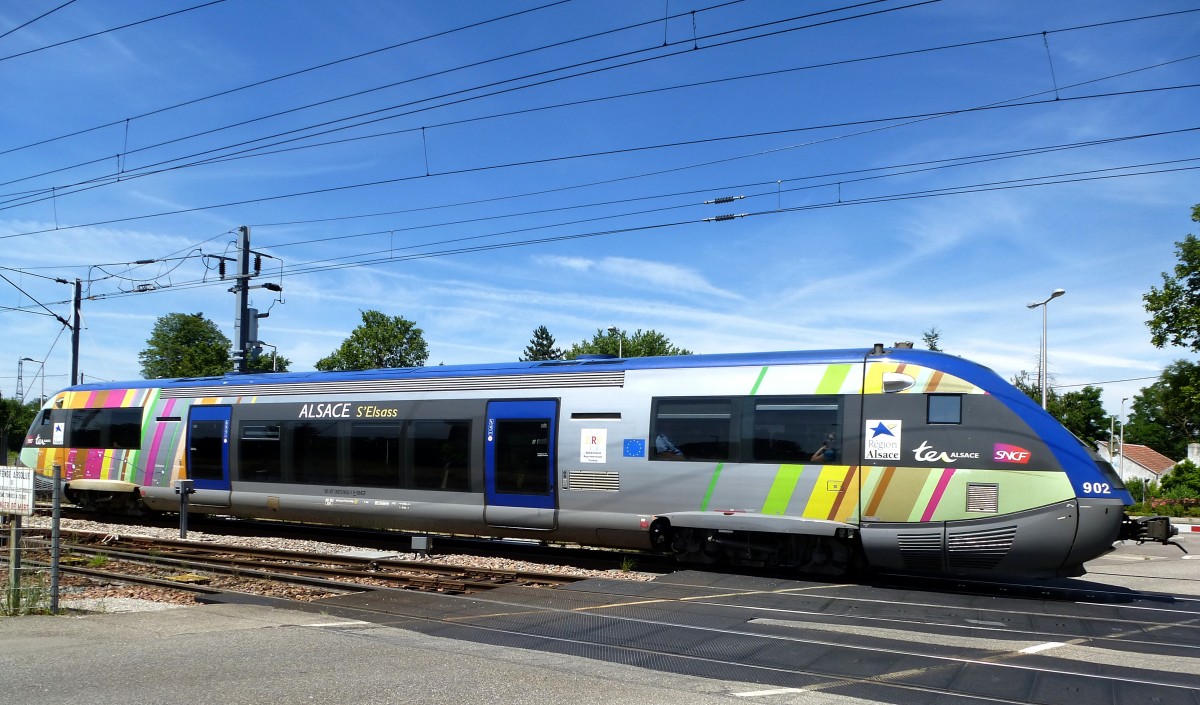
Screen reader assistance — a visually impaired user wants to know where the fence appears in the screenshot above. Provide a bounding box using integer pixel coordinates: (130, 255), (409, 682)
(1, 465), (61, 616)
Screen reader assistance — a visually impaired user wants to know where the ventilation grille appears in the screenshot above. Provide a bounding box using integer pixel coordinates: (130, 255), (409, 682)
(898, 532), (943, 571)
(947, 526), (1017, 570)
(966, 483), (999, 513)
(566, 471), (620, 492)
(161, 371), (625, 399)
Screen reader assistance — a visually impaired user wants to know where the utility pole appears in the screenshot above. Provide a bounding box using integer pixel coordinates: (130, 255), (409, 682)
(225, 226), (282, 373)
(232, 226), (252, 373)
(71, 278), (81, 385)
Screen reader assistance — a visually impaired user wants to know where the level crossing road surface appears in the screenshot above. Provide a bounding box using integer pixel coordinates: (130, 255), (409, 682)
(1, 530), (1197, 705)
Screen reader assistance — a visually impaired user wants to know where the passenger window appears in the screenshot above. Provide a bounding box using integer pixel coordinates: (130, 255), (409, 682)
(349, 422), (401, 488)
(289, 421), (339, 485)
(410, 420), (470, 491)
(928, 395), (962, 424)
(650, 398), (733, 461)
(752, 397), (840, 463)
(239, 424), (282, 482)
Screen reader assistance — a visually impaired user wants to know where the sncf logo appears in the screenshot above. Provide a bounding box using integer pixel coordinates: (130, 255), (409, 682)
(994, 443), (1031, 464)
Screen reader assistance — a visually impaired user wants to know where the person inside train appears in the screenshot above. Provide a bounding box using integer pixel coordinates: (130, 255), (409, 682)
(655, 432), (684, 459)
(810, 433), (836, 462)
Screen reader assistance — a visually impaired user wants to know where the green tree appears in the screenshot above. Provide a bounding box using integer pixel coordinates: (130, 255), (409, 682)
(564, 328), (693, 359)
(1051, 386), (1108, 446)
(1011, 372), (1107, 444)
(1144, 203), (1200, 351)
(1124, 360), (1200, 459)
(139, 313), (231, 378)
(922, 326), (943, 352)
(1160, 459), (1200, 499)
(246, 350), (292, 373)
(520, 325), (562, 361)
(315, 310), (428, 371)
(1, 395), (43, 463)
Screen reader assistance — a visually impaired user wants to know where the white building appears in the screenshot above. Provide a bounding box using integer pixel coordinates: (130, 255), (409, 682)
(1096, 441), (1178, 484)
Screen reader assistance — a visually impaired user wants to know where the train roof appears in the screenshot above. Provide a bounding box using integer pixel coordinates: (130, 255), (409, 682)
(60, 346), (1005, 394)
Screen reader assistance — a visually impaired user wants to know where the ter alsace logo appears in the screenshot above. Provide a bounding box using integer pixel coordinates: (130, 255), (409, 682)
(993, 443), (1031, 464)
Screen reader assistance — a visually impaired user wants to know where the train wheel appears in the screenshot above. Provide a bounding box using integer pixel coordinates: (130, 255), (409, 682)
(669, 528), (721, 565)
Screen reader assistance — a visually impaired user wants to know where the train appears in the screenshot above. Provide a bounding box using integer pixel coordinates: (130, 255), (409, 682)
(18, 345), (1175, 578)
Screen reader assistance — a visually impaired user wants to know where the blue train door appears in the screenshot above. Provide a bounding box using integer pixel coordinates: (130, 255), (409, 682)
(484, 400), (557, 530)
(186, 405), (232, 508)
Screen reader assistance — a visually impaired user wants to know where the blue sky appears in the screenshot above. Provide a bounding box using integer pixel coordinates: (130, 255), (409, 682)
(1, 0), (1197, 422)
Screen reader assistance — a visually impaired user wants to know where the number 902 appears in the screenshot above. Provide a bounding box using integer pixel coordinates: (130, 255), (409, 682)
(1082, 482), (1111, 494)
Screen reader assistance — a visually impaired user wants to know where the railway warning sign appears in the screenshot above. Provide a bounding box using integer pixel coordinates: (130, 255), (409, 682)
(0, 466), (34, 516)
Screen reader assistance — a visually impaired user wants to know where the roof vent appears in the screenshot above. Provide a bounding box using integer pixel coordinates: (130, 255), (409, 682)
(870, 343), (885, 355)
(894, 341), (914, 349)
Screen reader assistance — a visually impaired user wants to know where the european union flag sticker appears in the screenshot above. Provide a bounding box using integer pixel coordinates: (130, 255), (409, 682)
(623, 439), (646, 458)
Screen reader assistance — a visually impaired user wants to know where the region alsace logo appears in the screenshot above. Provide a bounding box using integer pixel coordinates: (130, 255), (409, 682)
(993, 443), (1032, 464)
(864, 419), (901, 461)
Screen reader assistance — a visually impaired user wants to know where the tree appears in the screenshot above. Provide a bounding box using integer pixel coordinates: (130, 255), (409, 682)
(246, 350), (292, 373)
(1160, 459), (1200, 499)
(1051, 386), (1108, 447)
(139, 313), (231, 378)
(1144, 203), (1200, 351)
(520, 325), (562, 361)
(564, 328), (693, 359)
(1010, 371), (1107, 445)
(1123, 360), (1200, 459)
(1, 395), (39, 463)
(315, 310), (428, 371)
(922, 326), (943, 352)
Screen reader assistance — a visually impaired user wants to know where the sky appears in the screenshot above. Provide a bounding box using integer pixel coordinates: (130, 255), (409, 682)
(0, 0), (1197, 423)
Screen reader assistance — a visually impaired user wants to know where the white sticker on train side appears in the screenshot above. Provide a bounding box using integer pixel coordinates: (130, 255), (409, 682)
(864, 419), (902, 461)
(581, 428), (607, 464)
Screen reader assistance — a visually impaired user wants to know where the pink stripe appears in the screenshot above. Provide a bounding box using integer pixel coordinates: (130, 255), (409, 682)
(143, 398), (177, 486)
(920, 468), (956, 522)
(104, 389), (129, 408)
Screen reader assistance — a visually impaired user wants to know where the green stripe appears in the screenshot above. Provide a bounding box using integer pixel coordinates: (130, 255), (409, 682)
(699, 366), (767, 510)
(699, 462), (725, 511)
(128, 388), (161, 483)
(749, 366), (768, 396)
(816, 363), (851, 394)
(762, 464), (805, 515)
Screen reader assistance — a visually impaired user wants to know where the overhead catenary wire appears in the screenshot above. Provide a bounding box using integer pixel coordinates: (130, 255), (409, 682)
(0, 0), (738, 160)
(0, 0), (81, 42)
(0, 0), (228, 64)
(25, 157), (1190, 307)
(0, 0), (925, 201)
(2, 71), (1195, 239)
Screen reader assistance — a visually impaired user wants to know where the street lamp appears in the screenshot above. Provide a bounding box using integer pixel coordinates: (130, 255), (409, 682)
(1026, 288), (1066, 409)
(606, 326), (623, 358)
(17, 357), (44, 403)
(1118, 397), (1128, 482)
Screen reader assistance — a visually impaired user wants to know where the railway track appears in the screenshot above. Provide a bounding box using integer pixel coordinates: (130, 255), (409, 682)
(18, 528), (588, 605)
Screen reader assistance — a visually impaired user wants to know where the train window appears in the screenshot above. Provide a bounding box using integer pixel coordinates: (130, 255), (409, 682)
(410, 420), (470, 491)
(68, 408), (142, 449)
(289, 421), (339, 485)
(751, 397), (840, 463)
(239, 425), (282, 482)
(349, 422), (401, 488)
(650, 398), (733, 461)
(928, 395), (962, 424)
(493, 419), (551, 494)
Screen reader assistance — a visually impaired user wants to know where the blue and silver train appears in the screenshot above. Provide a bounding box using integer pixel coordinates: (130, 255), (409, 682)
(19, 346), (1174, 577)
